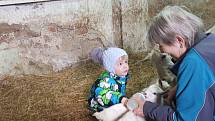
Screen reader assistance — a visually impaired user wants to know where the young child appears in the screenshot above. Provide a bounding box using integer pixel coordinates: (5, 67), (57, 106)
(88, 47), (129, 112)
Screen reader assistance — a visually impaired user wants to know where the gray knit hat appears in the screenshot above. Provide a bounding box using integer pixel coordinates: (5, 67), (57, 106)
(90, 47), (127, 73)
(90, 47), (104, 65)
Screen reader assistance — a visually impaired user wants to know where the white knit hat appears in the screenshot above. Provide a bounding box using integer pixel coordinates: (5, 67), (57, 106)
(102, 47), (127, 73)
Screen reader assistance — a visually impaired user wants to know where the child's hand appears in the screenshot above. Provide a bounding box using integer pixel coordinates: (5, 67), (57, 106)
(121, 97), (128, 106)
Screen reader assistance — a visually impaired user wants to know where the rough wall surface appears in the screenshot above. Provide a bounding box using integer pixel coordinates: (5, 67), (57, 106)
(121, 0), (149, 52)
(0, 0), (214, 77)
(0, 0), (113, 77)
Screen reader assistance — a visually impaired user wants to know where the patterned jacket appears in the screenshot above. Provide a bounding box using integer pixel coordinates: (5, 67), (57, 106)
(88, 71), (129, 112)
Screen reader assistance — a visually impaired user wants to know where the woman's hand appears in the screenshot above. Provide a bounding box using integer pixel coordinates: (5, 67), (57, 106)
(164, 85), (177, 106)
(133, 96), (145, 117)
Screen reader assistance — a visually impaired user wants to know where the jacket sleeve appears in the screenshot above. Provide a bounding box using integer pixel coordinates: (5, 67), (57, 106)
(143, 101), (174, 121)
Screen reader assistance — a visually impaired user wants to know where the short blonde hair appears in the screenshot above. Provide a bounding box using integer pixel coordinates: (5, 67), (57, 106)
(147, 5), (204, 48)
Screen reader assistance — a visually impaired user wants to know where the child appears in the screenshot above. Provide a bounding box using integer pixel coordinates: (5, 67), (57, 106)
(88, 47), (129, 112)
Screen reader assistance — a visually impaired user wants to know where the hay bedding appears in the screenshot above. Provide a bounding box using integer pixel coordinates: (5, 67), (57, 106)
(0, 53), (157, 121)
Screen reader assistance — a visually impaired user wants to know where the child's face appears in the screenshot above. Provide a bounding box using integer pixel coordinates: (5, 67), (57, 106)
(114, 55), (129, 77)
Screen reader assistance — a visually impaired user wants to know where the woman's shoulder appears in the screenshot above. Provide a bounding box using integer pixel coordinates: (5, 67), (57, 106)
(183, 48), (201, 63)
(182, 48), (211, 70)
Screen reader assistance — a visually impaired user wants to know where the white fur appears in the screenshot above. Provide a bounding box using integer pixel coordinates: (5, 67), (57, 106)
(152, 50), (175, 83)
(93, 103), (127, 121)
(143, 45), (176, 85)
(142, 84), (163, 103)
(118, 111), (146, 121)
(92, 82), (166, 121)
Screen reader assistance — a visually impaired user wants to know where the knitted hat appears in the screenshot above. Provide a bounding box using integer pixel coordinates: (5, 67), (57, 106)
(102, 47), (127, 73)
(90, 47), (104, 65)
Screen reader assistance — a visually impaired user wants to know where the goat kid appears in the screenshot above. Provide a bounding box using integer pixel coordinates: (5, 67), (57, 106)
(93, 81), (168, 121)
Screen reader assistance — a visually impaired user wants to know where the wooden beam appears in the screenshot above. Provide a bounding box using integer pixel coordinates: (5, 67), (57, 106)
(0, 0), (60, 6)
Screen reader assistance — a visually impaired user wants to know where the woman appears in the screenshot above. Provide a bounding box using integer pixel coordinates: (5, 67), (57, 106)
(134, 5), (215, 121)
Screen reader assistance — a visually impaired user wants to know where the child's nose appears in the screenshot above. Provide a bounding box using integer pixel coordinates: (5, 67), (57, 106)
(124, 64), (129, 69)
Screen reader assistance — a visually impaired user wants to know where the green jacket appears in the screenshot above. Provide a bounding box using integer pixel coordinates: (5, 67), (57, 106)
(88, 71), (129, 112)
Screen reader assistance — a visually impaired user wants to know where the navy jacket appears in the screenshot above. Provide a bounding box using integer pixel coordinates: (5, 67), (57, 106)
(143, 33), (215, 121)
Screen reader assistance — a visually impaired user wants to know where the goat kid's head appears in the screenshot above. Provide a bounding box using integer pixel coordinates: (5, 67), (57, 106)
(141, 84), (164, 103)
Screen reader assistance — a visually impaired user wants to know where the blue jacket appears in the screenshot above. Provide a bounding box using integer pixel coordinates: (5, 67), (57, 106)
(88, 71), (129, 112)
(143, 33), (215, 121)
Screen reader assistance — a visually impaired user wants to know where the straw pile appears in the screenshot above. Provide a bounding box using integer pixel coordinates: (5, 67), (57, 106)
(0, 53), (157, 121)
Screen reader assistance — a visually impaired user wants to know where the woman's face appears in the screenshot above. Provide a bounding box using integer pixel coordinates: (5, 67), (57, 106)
(158, 37), (187, 60)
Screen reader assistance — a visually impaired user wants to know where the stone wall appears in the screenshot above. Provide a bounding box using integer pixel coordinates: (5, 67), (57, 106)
(0, 0), (115, 77)
(0, 0), (214, 77)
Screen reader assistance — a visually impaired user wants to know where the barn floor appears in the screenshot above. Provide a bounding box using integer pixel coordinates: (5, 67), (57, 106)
(0, 53), (157, 121)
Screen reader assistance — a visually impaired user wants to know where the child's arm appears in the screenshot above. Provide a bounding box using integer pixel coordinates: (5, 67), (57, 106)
(95, 86), (126, 107)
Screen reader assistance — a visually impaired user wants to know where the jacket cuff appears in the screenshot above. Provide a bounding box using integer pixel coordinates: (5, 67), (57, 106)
(143, 101), (158, 115)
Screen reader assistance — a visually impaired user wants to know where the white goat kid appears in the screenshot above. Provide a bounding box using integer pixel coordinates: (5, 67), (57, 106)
(93, 81), (168, 121)
(93, 97), (145, 121)
(144, 48), (176, 84)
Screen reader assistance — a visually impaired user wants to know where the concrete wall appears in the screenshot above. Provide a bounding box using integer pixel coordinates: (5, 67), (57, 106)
(0, 0), (214, 77)
(0, 0), (116, 77)
(121, 0), (149, 52)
